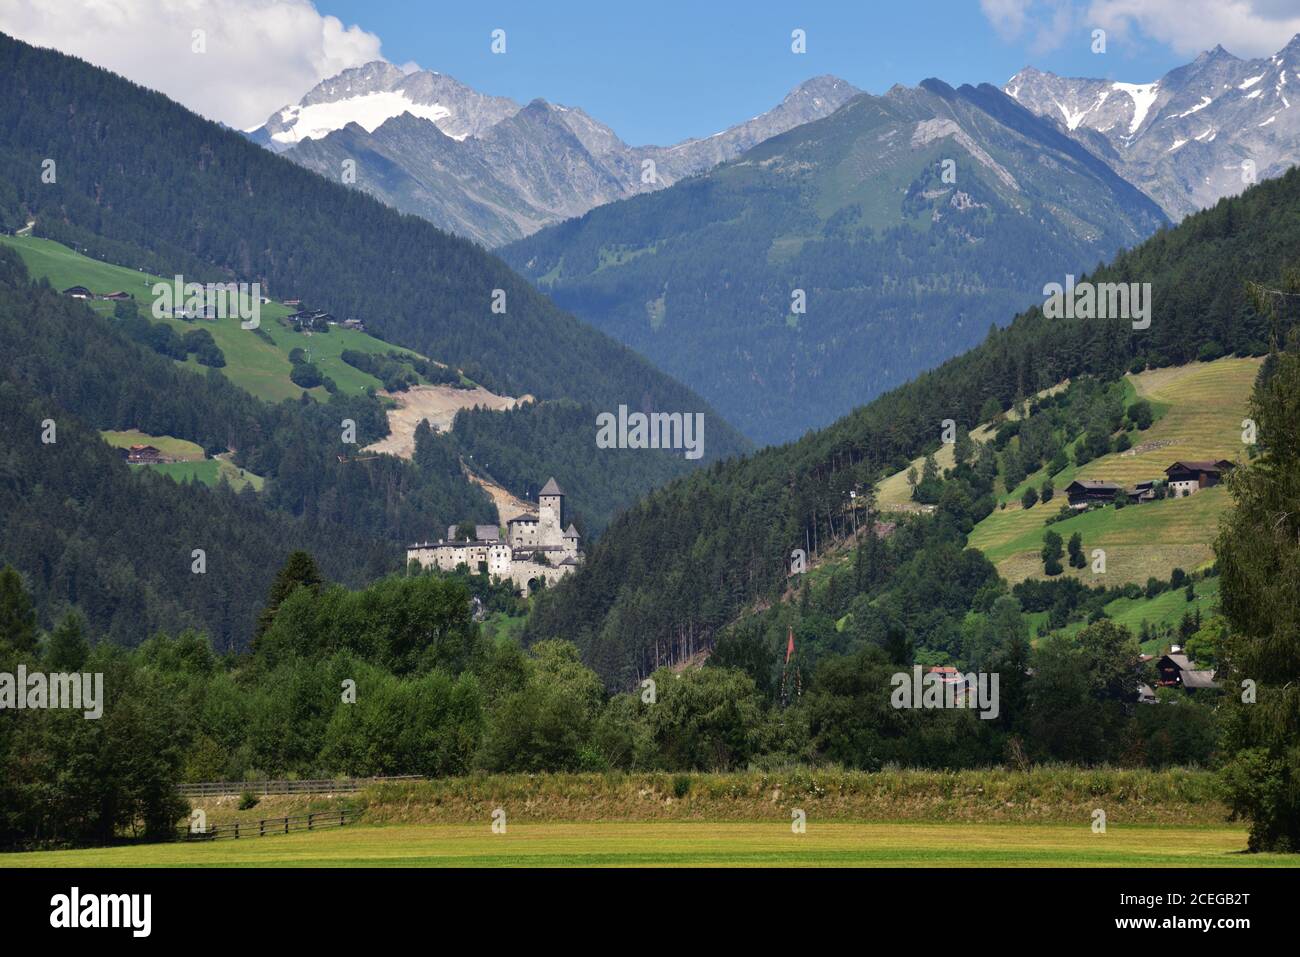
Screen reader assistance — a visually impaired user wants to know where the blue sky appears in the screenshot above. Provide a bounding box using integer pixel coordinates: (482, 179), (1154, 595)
(314, 0), (1194, 145)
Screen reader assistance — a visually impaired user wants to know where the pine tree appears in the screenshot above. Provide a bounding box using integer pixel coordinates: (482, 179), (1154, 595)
(1215, 332), (1300, 852)
(1067, 532), (1086, 569)
(1041, 531), (1064, 576)
(0, 565), (37, 654)
(254, 551), (324, 641)
(44, 611), (90, 671)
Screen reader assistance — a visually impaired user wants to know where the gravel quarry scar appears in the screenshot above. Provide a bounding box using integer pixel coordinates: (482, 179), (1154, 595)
(364, 384), (527, 459)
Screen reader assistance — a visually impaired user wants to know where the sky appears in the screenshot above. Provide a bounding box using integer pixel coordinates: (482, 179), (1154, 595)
(2, 0), (1300, 142)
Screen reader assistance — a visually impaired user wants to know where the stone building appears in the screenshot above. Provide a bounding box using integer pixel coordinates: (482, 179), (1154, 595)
(407, 477), (582, 594)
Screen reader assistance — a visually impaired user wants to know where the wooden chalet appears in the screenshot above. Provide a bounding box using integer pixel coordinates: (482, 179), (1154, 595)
(1065, 479), (1122, 509)
(1165, 460), (1233, 497)
(125, 444), (167, 464)
(62, 285), (93, 299)
(1128, 479), (1158, 504)
(1155, 651), (1219, 692)
(102, 290), (132, 301)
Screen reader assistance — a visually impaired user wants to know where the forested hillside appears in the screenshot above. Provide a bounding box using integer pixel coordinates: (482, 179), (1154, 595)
(444, 400), (700, 538)
(525, 162), (1298, 687)
(0, 248), (481, 646)
(502, 79), (1168, 444)
(0, 31), (747, 456)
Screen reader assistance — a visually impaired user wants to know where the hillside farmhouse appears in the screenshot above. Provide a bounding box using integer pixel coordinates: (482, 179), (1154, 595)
(406, 477), (582, 595)
(1065, 480), (1122, 508)
(1065, 459), (1235, 509)
(1164, 460), (1233, 497)
(123, 444), (169, 464)
(1154, 651), (1219, 692)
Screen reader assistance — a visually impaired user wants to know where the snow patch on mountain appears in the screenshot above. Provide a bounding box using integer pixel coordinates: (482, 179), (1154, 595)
(1112, 82), (1159, 134)
(1175, 96), (1213, 118)
(267, 92), (457, 146)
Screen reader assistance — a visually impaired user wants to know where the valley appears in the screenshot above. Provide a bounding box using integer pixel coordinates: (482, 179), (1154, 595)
(3, 11), (1300, 886)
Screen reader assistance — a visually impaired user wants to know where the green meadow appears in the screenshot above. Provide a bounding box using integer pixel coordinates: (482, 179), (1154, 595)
(0, 233), (432, 403)
(98, 431), (264, 491)
(100, 429), (205, 461)
(146, 458), (264, 493)
(4, 821), (1291, 868)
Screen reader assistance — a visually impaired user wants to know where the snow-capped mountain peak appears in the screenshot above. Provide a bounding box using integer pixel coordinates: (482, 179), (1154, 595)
(1005, 36), (1300, 220)
(248, 60), (520, 152)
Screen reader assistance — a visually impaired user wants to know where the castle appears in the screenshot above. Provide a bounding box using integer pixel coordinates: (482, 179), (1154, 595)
(406, 478), (582, 594)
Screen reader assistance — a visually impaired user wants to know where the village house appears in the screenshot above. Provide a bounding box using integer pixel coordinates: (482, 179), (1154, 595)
(1164, 460), (1233, 498)
(1155, 648), (1219, 692)
(1065, 480), (1122, 509)
(62, 285), (93, 299)
(123, 444), (169, 464)
(1065, 459), (1235, 510)
(407, 477), (583, 595)
(101, 290), (132, 301)
(1128, 479), (1158, 504)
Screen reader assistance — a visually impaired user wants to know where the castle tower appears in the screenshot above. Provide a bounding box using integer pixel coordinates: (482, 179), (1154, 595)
(538, 477), (564, 548)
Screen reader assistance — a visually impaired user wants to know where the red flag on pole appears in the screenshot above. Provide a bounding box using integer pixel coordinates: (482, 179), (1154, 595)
(785, 626), (795, 665)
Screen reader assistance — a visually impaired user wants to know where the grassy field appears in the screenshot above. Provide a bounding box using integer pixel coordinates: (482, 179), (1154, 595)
(969, 485), (1229, 586)
(99, 430), (264, 491)
(147, 458), (263, 492)
(1057, 577), (1221, 652)
(0, 234), (434, 403)
(963, 358), (1258, 585)
(100, 429), (204, 461)
(5, 821), (1292, 868)
(8, 769), (1283, 868)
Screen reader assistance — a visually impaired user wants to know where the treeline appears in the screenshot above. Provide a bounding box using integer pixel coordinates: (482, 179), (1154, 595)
(0, 32), (747, 462)
(524, 166), (1300, 684)
(0, 551), (1218, 849)
(340, 349), (461, 392)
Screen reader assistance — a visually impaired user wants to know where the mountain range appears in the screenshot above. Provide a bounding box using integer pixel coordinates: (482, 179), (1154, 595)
(1006, 35), (1300, 220)
(500, 78), (1169, 443)
(249, 62), (862, 247)
(0, 30), (748, 644)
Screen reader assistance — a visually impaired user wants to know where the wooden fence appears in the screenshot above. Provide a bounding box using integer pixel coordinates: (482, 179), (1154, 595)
(177, 776), (421, 799)
(182, 808), (361, 841)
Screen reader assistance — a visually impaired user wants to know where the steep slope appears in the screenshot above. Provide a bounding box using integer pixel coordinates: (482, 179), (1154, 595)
(0, 33), (748, 472)
(0, 32), (755, 648)
(1007, 36), (1300, 220)
(0, 248), (411, 648)
(275, 70), (861, 246)
(524, 159), (1298, 685)
(501, 79), (1169, 445)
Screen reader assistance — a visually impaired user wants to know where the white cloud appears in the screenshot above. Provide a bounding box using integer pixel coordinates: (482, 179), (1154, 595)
(982, 0), (1300, 59)
(0, 0), (385, 130)
(979, 0), (1079, 55)
(1086, 0), (1300, 58)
